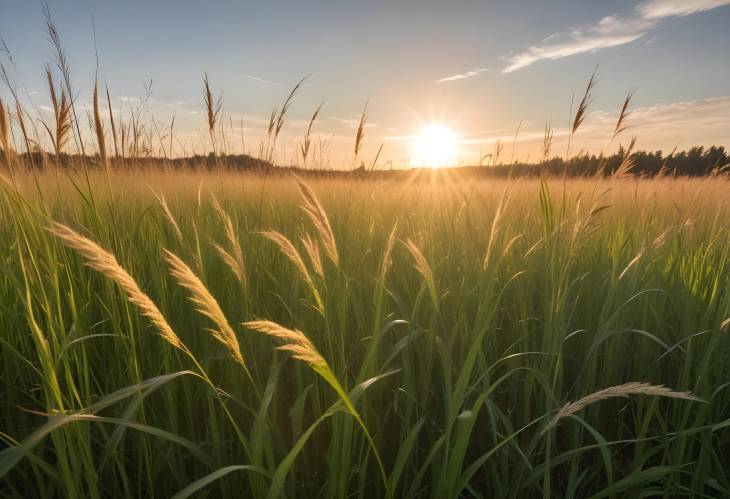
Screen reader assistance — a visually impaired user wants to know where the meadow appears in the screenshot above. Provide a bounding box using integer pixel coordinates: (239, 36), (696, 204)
(0, 167), (729, 497)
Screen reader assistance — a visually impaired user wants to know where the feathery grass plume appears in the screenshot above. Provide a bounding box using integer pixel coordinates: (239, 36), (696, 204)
(301, 232), (324, 279)
(544, 382), (701, 432)
(163, 249), (246, 367)
(265, 75), (307, 163)
(93, 75), (108, 170)
(211, 195), (246, 286)
(566, 68), (597, 160)
(42, 1), (85, 157)
(542, 120), (554, 161)
(243, 320), (389, 487)
(150, 188), (183, 243)
(42, 67), (72, 158)
(484, 189), (511, 270)
(353, 99), (368, 170)
(380, 223), (398, 277)
(403, 238), (438, 309)
(203, 73), (222, 157)
(293, 174), (339, 266)
(244, 320), (325, 367)
(613, 136), (638, 178)
(48, 222), (186, 353)
(300, 101), (324, 167)
(105, 85), (118, 159)
(260, 229), (323, 309)
(613, 89), (635, 140)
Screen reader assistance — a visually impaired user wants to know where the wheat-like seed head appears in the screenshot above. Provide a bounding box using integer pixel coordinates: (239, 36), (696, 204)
(293, 175), (339, 266)
(163, 249), (244, 366)
(613, 89), (635, 140)
(212, 196), (245, 266)
(211, 241), (244, 284)
(544, 382), (701, 432)
(150, 188), (183, 243)
(48, 222), (185, 352)
(484, 189), (511, 270)
(403, 238), (438, 309)
(243, 320), (325, 367)
(261, 229), (314, 283)
(261, 229), (324, 310)
(301, 232), (323, 279)
(380, 223), (398, 277)
(571, 69), (597, 136)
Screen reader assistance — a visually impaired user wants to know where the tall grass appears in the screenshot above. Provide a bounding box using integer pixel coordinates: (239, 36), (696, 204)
(0, 167), (728, 497)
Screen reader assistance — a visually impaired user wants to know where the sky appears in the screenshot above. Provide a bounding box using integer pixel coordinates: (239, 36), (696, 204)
(1, 0), (729, 167)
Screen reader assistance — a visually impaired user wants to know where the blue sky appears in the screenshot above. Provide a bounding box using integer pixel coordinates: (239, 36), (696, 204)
(1, 0), (729, 165)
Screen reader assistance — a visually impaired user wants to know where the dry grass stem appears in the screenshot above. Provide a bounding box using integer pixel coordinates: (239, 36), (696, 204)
(545, 382), (701, 432)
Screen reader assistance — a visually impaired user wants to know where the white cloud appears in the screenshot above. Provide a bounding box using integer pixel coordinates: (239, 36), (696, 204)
(501, 0), (730, 72)
(638, 0), (730, 19)
(503, 30), (645, 73)
(437, 67), (490, 82)
(239, 73), (281, 86)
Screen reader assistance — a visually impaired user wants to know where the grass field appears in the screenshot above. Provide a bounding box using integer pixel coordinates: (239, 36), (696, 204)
(0, 167), (728, 497)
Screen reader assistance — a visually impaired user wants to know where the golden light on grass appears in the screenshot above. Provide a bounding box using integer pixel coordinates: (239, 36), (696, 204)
(411, 123), (458, 168)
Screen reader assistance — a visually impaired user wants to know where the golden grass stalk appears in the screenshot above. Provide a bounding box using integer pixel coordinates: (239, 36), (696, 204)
(542, 120), (554, 161)
(403, 238), (438, 309)
(43, 1), (85, 157)
(301, 233), (323, 279)
(260, 229), (322, 306)
(42, 67), (72, 157)
(571, 69), (597, 136)
(566, 69), (597, 160)
(203, 73), (222, 157)
(163, 249), (245, 367)
(93, 75), (108, 170)
(0, 97), (11, 157)
(613, 136), (638, 178)
(484, 189), (511, 269)
(612, 90), (634, 140)
(293, 175), (339, 266)
(242, 319), (389, 486)
(48, 222), (186, 353)
(243, 320), (325, 367)
(211, 195), (246, 286)
(150, 188), (183, 243)
(300, 101), (324, 167)
(380, 223), (398, 278)
(353, 100), (368, 169)
(544, 382), (701, 432)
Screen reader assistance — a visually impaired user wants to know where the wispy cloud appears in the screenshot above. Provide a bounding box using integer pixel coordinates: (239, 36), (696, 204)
(638, 0), (730, 19)
(437, 67), (490, 82)
(502, 0), (730, 73)
(239, 73), (281, 86)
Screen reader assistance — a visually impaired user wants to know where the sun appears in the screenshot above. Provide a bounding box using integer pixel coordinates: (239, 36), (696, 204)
(412, 124), (458, 168)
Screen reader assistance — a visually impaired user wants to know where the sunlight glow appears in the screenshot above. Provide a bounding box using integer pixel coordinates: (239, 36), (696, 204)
(412, 124), (458, 168)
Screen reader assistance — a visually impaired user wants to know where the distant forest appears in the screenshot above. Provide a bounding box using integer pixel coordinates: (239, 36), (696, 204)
(1, 145), (728, 177)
